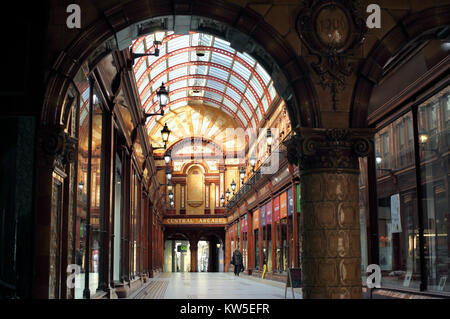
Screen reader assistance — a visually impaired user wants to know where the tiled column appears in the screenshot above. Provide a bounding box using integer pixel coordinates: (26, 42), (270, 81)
(290, 128), (374, 299)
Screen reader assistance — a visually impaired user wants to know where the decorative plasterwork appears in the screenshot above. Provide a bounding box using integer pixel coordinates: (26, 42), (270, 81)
(296, 0), (367, 111)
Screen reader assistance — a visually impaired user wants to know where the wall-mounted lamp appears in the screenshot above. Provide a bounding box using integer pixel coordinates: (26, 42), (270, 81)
(168, 190), (174, 200)
(249, 155), (256, 172)
(166, 167), (172, 181)
(131, 40), (162, 59)
(230, 180), (236, 194)
(78, 181), (84, 190)
(143, 83), (169, 120)
(239, 167), (245, 181)
(152, 122), (171, 150)
(164, 149), (172, 164)
(220, 195), (225, 206)
(266, 128), (273, 146)
(225, 188), (230, 200)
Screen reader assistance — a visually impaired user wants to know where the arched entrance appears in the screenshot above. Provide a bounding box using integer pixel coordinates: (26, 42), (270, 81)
(29, 1), (450, 299)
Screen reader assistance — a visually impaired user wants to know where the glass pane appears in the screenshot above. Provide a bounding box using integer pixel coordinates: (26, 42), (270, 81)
(359, 158), (369, 284)
(75, 85), (90, 299)
(89, 92), (103, 293)
(375, 110), (421, 290)
(418, 85), (450, 293)
(113, 152), (122, 282)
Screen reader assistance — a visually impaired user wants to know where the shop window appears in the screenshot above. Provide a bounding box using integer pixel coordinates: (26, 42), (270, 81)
(418, 85), (450, 293)
(75, 84), (106, 298)
(374, 84), (450, 294)
(112, 152), (122, 282)
(359, 158), (369, 284)
(254, 229), (259, 270)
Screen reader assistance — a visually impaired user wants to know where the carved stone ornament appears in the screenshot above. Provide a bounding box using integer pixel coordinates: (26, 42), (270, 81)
(296, 0), (367, 110)
(40, 126), (78, 170)
(288, 128), (375, 171)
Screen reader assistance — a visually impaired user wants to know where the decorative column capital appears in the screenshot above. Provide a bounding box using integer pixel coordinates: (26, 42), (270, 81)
(286, 128), (375, 172)
(39, 125), (78, 170)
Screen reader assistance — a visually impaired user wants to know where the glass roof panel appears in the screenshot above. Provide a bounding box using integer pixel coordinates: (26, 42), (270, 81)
(255, 63), (271, 85)
(237, 51), (256, 67)
(150, 62), (166, 79)
(250, 76), (264, 97)
(207, 79), (226, 92)
(210, 52), (233, 69)
(262, 95), (269, 112)
(189, 78), (206, 87)
(223, 97), (238, 113)
(170, 90), (187, 102)
(268, 82), (277, 100)
(168, 52), (189, 67)
(245, 89), (258, 109)
(169, 79), (188, 91)
(169, 66), (188, 80)
(213, 38), (233, 52)
(139, 77), (149, 94)
(168, 35), (190, 51)
(136, 63), (146, 79)
(208, 66), (228, 81)
(131, 31), (280, 136)
(232, 61), (251, 81)
(224, 87), (241, 104)
(204, 91), (223, 102)
(229, 75), (245, 93)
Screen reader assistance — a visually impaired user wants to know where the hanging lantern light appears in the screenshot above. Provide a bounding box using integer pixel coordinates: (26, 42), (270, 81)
(160, 123), (171, 144)
(157, 82), (169, 107)
(231, 180), (236, 192)
(164, 149), (171, 164)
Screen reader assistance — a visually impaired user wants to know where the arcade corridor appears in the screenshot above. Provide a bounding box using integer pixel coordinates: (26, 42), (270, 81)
(1, 0), (450, 301)
(129, 272), (302, 299)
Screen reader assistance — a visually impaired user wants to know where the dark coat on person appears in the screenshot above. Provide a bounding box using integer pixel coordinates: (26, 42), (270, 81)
(231, 249), (244, 272)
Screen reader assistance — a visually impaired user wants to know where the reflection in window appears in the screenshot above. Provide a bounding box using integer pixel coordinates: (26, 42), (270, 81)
(418, 85), (449, 293)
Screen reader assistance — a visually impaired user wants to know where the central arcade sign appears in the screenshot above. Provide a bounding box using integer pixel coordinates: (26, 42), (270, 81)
(163, 217), (227, 225)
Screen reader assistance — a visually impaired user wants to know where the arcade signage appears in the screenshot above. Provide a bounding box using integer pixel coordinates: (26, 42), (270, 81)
(163, 217), (227, 225)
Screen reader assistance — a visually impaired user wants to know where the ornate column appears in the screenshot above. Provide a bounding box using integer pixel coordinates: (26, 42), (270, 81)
(287, 128), (374, 299)
(189, 239), (198, 272)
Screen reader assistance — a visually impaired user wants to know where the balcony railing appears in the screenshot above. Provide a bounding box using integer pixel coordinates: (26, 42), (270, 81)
(226, 131), (294, 211)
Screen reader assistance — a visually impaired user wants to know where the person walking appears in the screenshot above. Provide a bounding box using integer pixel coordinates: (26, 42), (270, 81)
(231, 247), (244, 276)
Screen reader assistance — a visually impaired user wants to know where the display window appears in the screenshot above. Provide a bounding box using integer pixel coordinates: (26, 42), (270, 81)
(266, 202), (272, 272)
(287, 188), (294, 269)
(253, 209), (260, 270)
(260, 205), (267, 268)
(374, 84), (449, 293)
(74, 84), (107, 298)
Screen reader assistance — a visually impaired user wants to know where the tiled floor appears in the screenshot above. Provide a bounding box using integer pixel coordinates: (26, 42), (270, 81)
(138, 272), (302, 299)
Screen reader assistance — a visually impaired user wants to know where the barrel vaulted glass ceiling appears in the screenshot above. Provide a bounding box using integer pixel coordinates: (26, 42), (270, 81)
(131, 32), (277, 135)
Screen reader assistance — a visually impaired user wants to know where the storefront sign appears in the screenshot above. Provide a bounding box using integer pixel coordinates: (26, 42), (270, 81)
(163, 217), (227, 225)
(274, 196), (280, 221)
(390, 194), (402, 233)
(261, 205), (266, 227)
(296, 184), (301, 213)
(280, 192), (287, 219)
(287, 188), (293, 216)
(266, 201), (272, 225)
(253, 209), (260, 230)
